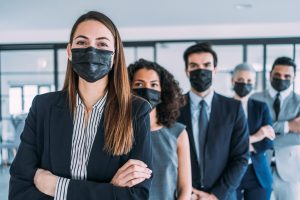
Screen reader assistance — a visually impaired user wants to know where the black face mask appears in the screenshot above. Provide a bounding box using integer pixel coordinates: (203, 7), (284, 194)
(271, 78), (291, 92)
(189, 69), (212, 93)
(133, 88), (161, 109)
(234, 82), (253, 98)
(71, 47), (113, 83)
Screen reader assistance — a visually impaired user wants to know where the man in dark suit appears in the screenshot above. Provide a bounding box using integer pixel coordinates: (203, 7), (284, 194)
(177, 43), (249, 200)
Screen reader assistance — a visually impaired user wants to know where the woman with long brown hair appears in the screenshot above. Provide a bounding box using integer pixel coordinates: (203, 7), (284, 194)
(9, 11), (152, 200)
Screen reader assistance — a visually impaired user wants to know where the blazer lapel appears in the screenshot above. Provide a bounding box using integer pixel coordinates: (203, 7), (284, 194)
(87, 115), (118, 182)
(49, 94), (73, 177)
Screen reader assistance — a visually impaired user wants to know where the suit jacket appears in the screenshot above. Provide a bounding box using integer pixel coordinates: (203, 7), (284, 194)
(246, 99), (273, 189)
(251, 90), (300, 182)
(9, 91), (152, 200)
(177, 92), (249, 200)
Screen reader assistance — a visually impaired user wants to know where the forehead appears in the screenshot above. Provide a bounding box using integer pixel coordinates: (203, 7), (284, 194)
(188, 52), (214, 63)
(234, 70), (255, 78)
(272, 65), (294, 74)
(133, 68), (160, 81)
(73, 20), (114, 41)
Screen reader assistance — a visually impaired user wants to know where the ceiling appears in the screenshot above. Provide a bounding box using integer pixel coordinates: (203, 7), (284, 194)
(1, 0), (300, 31)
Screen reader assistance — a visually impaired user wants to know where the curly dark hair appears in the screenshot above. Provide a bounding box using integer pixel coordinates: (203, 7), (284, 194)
(128, 58), (185, 128)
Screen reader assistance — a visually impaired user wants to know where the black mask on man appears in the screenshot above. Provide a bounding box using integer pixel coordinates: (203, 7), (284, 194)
(234, 82), (253, 98)
(271, 78), (291, 92)
(189, 69), (212, 93)
(133, 88), (161, 109)
(71, 47), (113, 83)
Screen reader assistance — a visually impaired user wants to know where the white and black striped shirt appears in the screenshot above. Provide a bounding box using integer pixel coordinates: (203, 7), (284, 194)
(54, 92), (107, 200)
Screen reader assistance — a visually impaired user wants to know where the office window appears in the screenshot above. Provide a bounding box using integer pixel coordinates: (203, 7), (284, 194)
(156, 42), (195, 93)
(295, 45), (300, 94)
(1, 50), (55, 117)
(213, 45), (243, 96)
(136, 47), (154, 61)
(58, 49), (68, 90)
(247, 45), (264, 92)
(9, 87), (22, 115)
(124, 47), (136, 66)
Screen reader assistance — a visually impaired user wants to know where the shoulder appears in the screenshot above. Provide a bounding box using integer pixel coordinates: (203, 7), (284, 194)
(291, 92), (300, 103)
(131, 95), (152, 119)
(214, 92), (241, 107)
(168, 122), (186, 138)
(249, 98), (269, 112)
(33, 91), (67, 109)
(250, 91), (268, 101)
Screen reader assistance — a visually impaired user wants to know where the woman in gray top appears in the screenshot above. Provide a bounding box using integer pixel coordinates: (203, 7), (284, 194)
(128, 59), (192, 200)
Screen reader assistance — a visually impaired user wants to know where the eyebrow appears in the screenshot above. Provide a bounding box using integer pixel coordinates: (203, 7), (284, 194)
(134, 79), (159, 82)
(74, 35), (111, 41)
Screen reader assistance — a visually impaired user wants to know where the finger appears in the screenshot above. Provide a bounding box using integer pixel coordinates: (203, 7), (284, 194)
(120, 164), (152, 179)
(124, 178), (146, 187)
(121, 171), (151, 184)
(192, 188), (201, 195)
(118, 159), (148, 172)
(191, 193), (199, 200)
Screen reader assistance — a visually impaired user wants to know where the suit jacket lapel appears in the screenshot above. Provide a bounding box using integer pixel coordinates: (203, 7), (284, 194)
(183, 94), (198, 163)
(50, 93), (73, 177)
(206, 93), (222, 151)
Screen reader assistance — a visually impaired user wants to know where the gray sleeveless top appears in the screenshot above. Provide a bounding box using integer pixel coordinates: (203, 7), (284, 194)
(149, 122), (186, 200)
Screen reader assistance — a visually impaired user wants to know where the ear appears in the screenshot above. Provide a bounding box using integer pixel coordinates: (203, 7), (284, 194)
(213, 67), (217, 74)
(231, 77), (235, 85)
(185, 68), (190, 78)
(67, 43), (72, 61)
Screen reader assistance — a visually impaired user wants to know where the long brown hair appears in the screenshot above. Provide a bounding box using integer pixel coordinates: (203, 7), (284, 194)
(62, 11), (133, 156)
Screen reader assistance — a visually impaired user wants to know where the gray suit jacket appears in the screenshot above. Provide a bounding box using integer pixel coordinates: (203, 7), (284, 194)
(251, 90), (300, 182)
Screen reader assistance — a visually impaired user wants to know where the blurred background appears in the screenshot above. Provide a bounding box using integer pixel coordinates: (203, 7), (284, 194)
(1, 0), (300, 199)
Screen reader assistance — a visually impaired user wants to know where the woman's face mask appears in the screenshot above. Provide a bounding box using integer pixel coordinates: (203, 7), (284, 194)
(132, 88), (162, 109)
(71, 47), (114, 82)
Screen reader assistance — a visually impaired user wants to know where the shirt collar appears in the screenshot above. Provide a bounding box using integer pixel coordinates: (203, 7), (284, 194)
(268, 84), (292, 101)
(189, 89), (214, 108)
(76, 91), (108, 111)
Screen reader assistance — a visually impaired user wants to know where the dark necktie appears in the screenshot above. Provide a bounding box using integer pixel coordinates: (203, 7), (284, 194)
(198, 100), (208, 188)
(273, 93), (281, 121)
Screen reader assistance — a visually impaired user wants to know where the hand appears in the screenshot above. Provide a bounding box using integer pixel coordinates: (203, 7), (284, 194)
(110, 159), (152, 187)
(191, 188), (201, 200)
(191, 188), (218, 200)
(249, 144), (256, 152)
(255, 125), (276, 141)
(288, 116), (300, 133)
(34, 169), (58, 197)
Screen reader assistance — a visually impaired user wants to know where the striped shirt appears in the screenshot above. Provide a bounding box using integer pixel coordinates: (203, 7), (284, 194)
(54, 92), (107, 200)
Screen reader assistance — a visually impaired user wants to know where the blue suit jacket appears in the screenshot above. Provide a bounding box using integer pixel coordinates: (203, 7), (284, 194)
(9, 91), (152, 200)
(247, 98), (273, 189)
(178, 92), (249, 200)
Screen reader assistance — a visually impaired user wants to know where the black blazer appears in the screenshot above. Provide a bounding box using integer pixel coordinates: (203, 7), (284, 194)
(177, 92), (249, 200)
(9, 91), (152, 200)
(247, 99), (273, 189)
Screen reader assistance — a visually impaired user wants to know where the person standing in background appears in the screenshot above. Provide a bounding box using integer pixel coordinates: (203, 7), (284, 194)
(251, 57), (300, 200)
(232, 63), (274, 200)
(178, 43), (249, 200)
(128, 58), (192, 200)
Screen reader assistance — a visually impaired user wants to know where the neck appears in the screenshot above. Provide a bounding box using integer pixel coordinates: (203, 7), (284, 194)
(191, 87), (212, 98)
(150, 108), (162, 131)
(78, 76), (108, 110)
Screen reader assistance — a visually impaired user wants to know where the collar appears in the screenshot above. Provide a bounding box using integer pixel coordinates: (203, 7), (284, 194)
(76, 91), (108, 111)
(189, 89), (214, 108)
(269, 84), (292, 101)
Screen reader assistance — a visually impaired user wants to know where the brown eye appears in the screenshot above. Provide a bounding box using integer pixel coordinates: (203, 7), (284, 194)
(76, 40), (87, 46)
